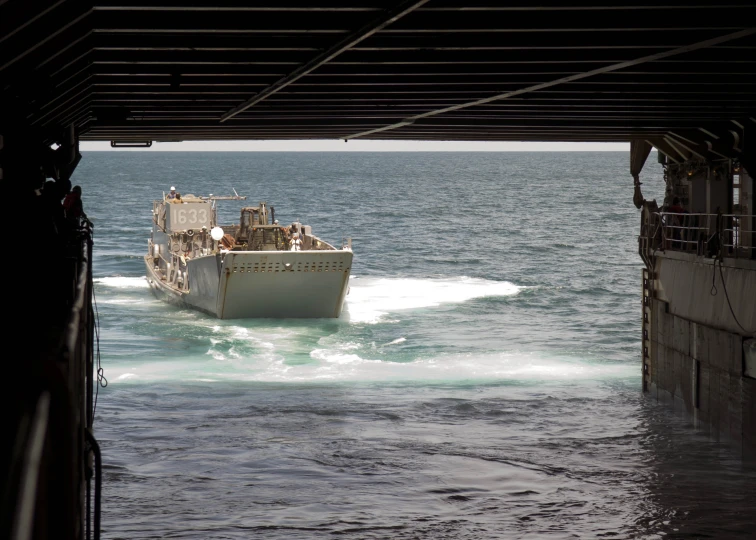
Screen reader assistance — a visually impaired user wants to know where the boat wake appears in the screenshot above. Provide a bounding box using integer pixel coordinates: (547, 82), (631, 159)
(93, 275), (522, 318)
(344, 275), (522, 323)
(93, 273), (630, 386)
(94, 276), (149, 289)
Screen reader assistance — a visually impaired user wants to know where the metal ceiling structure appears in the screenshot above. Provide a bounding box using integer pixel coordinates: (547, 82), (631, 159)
(1, 1), (756, 148)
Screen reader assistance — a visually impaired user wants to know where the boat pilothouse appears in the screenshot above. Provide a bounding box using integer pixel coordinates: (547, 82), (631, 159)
(148, 193), (222, 285)
(145, 192), (353, 319)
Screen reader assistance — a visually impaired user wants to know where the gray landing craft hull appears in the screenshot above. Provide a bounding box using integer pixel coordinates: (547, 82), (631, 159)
(145, 250), (353, 318)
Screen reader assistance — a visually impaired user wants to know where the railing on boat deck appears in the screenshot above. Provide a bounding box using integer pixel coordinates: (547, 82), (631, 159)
(658, 212), (755, 259)
(3, 218), (101, 540)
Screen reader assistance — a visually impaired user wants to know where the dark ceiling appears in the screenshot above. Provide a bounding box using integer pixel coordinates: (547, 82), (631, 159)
(2, 1), (756, 145)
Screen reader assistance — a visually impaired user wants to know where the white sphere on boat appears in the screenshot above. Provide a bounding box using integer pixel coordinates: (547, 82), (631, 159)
(210, 227), (224, 241)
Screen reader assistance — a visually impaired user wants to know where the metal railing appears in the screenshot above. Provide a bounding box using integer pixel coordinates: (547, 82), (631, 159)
(658, 212), (755, 259)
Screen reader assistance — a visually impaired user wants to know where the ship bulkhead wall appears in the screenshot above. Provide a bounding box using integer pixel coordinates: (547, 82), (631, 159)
(647, 251), (756, 453)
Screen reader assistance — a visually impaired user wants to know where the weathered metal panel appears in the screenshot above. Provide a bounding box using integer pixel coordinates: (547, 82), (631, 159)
(656, 255), (756, 336)
(673, 349), (684, 399)
(693, 321), (708, 363)
(672, 315), (690, 356)
(693, 322), (742, 375)
(744, 339), (756, 379)
(708, 325), (742, 375)
(728, 373), (743, 445)
(654, 344), (668, 393)
(709, 367), (721, 432)
(717, 368), (731, 437)
(742, 377), (756, 451)
(698, 361), (711, 424)
(650, 303), (659, 343)
(678, 353), (695, 415)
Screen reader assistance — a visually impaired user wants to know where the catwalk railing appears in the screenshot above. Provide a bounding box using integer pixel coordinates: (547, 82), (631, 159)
(660, 212), (755, 259)
(640, 211), (755, 262)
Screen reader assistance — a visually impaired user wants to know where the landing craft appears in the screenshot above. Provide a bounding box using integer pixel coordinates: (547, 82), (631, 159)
(145, 193), (352, 318)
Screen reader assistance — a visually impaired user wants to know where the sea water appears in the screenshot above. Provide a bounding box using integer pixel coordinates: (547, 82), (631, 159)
(73, 151), (756, 539)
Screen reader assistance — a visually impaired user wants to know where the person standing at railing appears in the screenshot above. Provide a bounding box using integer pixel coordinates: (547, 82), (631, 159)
(665, 197), (687, 250)
(290, 232), (302, 251)
(666, 197), (685, 215)
(63, 185), (86, 221)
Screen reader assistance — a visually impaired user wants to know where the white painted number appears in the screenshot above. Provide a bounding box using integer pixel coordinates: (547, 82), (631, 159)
(175, 208), (209, 227)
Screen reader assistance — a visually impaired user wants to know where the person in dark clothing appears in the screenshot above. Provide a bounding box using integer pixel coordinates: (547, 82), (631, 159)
(665, 197), (688, 250)
(63, 185), (85, 220)
(667, 197), (686, 214)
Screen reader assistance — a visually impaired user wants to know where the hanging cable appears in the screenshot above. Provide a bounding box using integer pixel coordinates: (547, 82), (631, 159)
(90, 226), (107, 421)
(716, 258), (756, 336)
(708, 212), (755, 336)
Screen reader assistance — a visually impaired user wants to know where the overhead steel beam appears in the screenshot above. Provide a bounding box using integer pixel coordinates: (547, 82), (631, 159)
(343, 27), (756, 140)
(646, 138), (682, 164)
(669, 123), (749, 161)
(91, 3), (383, 13)
(219, 0), (430, 122)
(87, 29), (751, 51)
(0, 2), (92, 74)
(662, 134), (700, 161)
(85, 47), (756, 67)
(668, 130), (729, 159)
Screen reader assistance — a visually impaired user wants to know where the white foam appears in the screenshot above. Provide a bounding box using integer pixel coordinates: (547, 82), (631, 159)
(344, 276), (522, 323)
(311, 348), (364, 365)
(94, 276), (149, 289)
(289, 349), (635, 383)
(94, 297), (159, 306)
(99, 275), (631, 385)
(106, 347), (635, 385)
(202, 325), (295, 370)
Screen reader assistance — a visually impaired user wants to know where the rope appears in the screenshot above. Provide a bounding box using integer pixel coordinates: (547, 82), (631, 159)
(716, 258), (755, 336)
(708, 217), (755, 336)
(90, 226), (107, 420)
